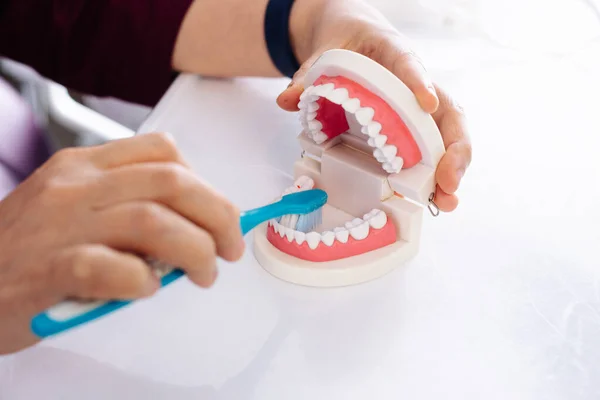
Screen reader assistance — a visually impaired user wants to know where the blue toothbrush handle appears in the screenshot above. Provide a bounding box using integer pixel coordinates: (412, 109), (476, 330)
(239, 203), (280, 235)
(31, 210), (277, 338)
(31, 269), (185, 338)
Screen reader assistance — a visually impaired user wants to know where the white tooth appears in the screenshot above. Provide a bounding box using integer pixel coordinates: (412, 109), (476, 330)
(367, 135), (387, 148)
(285, 227), (295, 242)
(352, 218), (364, 227)
(280, 215), (291, 228)
(299, 87), (312, 101)
(313, 83), (335, 97)
(368, 211), (387, 229)
(382, 145), (398, 161)
(307, 102), (320, 112)
(393, 156), (404, 169)
(374, 145), (397, 162)
(321, 231), (335, 246)
(383, 164), (398, 174)
(334, 227), (349, 244)
(342, 98), (361, 113)
(306, 112), (317, 121)
(350, 221), (370, 240)
(308, 120), (323, 132)
(294, 175), (314, 190)
(288, 215), (299, 230)
(390, 157), (404, 172)
(361, 122), (382, 137)
(294, 231), (306, 245)
(383, 157), (404, 173)
(345, 218), (363, 230)
(312, 131), (328, 144)
(278, 224), (286, 238)
(355, 107), (375, 125)
(298, 101), (306, 110)
(306, 232), (321, 249)
(327, 88), (349, 105)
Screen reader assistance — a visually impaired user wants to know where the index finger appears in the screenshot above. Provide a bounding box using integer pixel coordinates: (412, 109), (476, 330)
(92, 132), (189, 169)
(93, 163), (245, 262)
(432, 84), (472, 195)
(378, 36), (439, 114)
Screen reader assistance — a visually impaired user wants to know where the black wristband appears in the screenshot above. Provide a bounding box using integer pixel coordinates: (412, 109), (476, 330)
(264, 0), (301, 79)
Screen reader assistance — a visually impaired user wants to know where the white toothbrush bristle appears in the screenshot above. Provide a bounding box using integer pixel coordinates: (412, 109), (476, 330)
(294, 208), (323, 233)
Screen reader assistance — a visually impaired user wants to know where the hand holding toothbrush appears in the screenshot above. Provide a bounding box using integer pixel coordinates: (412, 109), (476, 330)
(0, 133), (245, 354)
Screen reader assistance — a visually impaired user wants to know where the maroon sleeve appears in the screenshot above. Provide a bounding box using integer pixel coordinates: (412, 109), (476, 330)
(0, 1), (194, 106)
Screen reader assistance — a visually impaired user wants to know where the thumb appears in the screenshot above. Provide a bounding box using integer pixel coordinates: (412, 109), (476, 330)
(276, 51), (323, 112)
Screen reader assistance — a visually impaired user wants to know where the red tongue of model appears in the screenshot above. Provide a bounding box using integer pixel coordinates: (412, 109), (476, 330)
(316, 97), (350, 137)
(310, 75), (423, 170)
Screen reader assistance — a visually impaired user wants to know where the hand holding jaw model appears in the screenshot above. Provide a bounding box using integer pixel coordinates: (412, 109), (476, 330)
(275, 0), (471, 213)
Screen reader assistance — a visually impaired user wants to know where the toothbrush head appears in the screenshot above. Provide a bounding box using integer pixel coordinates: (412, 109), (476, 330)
(295, 208), (323, 234)
(280, 189), (327, 233)
(279, 188), (327, 214)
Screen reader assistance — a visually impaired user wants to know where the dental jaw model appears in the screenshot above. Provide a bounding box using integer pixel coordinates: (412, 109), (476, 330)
(253, 49), (445, 287)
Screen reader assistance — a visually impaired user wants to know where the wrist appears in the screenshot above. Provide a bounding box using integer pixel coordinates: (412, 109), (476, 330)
(289, 0), (327, 66)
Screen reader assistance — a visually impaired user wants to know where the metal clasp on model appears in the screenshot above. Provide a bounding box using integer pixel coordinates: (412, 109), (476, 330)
(428, 192), (440, 217)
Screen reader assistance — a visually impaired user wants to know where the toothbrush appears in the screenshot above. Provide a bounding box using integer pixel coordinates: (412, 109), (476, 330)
(30, 188), (327, 338)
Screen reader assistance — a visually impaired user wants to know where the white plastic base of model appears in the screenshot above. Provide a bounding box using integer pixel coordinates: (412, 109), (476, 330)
(253, 223), (418, 288)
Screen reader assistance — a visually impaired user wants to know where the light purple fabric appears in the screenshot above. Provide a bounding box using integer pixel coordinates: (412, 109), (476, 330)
(0, 162), (19, 200)
(0, 78), (50, 198)
(0, 1), (196, 198)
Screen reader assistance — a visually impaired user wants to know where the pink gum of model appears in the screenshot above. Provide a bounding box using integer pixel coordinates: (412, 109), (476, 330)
(312, 75), (422, 168)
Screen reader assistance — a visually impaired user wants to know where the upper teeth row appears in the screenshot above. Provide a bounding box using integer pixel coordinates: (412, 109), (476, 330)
(298, 83), (404, 174)
(270, 208), (388, 250)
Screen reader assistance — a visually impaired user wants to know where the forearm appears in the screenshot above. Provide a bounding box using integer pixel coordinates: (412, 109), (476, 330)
(172, 0), (322, 78)
(0, 0), (193, 106)
(0, 0), (323, 104)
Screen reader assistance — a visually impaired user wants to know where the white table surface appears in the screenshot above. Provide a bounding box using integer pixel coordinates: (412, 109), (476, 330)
(2, 30), (600, 399)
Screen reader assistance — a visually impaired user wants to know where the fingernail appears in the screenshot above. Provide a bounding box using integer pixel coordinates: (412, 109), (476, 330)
(236, 240), (246, 259)
(229, 231), (246, 258)
(143, 278), (160, 297)
(212, 268), (219, 283)
(286, 81), (294, 89)
(456, 167), (466, 182)
(161, 131), (176, 143)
